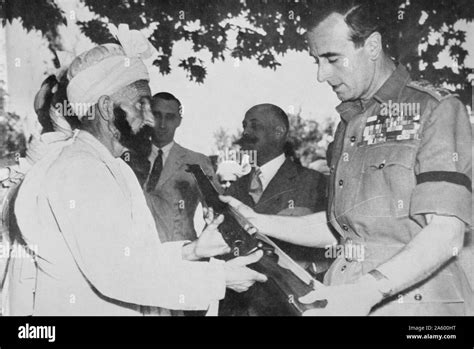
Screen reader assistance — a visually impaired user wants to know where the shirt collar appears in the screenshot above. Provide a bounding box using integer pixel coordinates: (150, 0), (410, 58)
(335, 64), (411, 123)
(335, 99), (370, 123)
(373, 64), (411, 105)
(258, 153), (286, 190)
(149, 141), (174, 162)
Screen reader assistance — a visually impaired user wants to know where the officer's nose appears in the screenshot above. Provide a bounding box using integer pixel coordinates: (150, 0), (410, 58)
(317, 62), (331, 83)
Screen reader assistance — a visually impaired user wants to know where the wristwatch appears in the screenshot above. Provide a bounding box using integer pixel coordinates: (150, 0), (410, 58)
(368, 269), (393, 299)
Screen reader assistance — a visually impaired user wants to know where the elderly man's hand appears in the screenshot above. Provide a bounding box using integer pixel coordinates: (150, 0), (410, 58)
(191, 212), (230, 259)
(299, 278), (382, 316)
(224, 250), (267, 292)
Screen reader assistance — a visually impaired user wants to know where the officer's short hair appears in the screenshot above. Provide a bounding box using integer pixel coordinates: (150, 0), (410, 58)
(152, 92), (183, 117)
(303, 0), (386, 50)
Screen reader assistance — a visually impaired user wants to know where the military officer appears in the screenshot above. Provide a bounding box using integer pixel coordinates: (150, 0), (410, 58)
(222, 1), (472, 315)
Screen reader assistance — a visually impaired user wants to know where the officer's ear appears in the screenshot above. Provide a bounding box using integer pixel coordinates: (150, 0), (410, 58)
(364, 31), (383, 61)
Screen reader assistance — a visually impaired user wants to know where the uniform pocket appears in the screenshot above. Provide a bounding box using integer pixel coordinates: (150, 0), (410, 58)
(362, 143), (415, 172)
(358, 143), (416, 218)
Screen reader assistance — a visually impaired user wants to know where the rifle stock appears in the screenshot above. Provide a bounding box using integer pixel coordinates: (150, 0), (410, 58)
(186, 164), (327, 315)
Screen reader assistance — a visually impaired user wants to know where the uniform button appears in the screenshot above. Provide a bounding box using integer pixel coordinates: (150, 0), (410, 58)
(339, 179), (344, 186)
(342, 224), (349, 231)
(414, 293), (422, 301)
(378, 163), (385, 169)
(350, 136), (356, 143)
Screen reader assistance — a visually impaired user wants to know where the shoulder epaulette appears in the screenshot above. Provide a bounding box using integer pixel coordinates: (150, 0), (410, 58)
(407, 80), (457, 101)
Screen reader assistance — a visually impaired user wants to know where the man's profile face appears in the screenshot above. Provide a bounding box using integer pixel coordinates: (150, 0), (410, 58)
(112, 81), (154, 155)
(113, 80), (154, 134)
(306, 13), (372, 101)
(240, 109), (280, 158)
(151, 98), (182, 146)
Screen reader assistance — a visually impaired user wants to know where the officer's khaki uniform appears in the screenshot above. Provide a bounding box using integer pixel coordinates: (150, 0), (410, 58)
(325, 65), (472, 315)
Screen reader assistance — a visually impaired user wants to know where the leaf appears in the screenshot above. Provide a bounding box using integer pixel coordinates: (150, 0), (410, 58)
(6, 0), (474, 105)
(178, 57), (207, 83)
(153, 55), (171, 75)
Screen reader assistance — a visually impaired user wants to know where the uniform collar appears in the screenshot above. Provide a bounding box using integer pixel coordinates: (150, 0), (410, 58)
(335, 64), (411, 123)
(373, 64), (411, 105)
(336, 99), (370, 123)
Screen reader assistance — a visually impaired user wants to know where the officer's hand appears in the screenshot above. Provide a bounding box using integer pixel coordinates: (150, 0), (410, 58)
(299, 282), (381, 316)
(204, 205), (258, 236)
(224, 250), (267, 293)
(219, 195), (262, 230)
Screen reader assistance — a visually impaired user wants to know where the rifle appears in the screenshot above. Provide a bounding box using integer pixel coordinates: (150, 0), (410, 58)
(186, 164), (327, 315)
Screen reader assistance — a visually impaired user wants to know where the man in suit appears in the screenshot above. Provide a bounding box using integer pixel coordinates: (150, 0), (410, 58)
(220, 103), (329, 315)
(144, 92), (219, 243)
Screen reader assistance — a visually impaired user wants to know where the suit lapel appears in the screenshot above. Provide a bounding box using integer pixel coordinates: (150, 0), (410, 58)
(156, 143), (186, 189)
(256, 158), (297, 207)
(223, 171), (252, 206)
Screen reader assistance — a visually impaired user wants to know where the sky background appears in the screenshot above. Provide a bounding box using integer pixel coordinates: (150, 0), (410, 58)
(1, 0), (473, 156)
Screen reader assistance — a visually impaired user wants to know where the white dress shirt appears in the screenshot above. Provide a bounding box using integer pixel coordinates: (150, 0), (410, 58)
(148, 141), (174, 175)
(258, 153), (286, 191)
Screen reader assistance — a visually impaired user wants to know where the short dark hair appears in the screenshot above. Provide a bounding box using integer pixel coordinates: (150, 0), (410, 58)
(152, 92), (183, 117)
(303, 0), (385, 49)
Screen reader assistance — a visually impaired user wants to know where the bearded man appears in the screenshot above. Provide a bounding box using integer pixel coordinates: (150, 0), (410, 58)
(4, 40), (265, 316)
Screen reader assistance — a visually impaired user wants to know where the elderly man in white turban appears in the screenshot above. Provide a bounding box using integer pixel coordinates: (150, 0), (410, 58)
(4, 31), (266, 315)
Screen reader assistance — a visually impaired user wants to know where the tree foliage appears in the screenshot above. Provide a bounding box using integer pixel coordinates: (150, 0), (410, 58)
(213, 126), (241, 154)
(287, 112), (334, 167)
(0, 111), (27, 165)
(0, 80), (26, 164)
(2, 0), (473, 104)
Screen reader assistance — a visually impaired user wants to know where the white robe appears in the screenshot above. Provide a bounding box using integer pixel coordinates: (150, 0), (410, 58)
(6, 130), (225, 315)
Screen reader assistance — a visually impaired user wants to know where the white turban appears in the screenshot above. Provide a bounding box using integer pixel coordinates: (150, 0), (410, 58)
(67, 24), (157, 119)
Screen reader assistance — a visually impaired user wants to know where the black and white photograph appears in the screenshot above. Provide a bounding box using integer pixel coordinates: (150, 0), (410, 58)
(0, 0), (473, 345)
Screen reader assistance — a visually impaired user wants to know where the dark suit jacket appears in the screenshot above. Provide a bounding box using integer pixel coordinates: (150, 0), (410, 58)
(226, 157), (327, 263)
(221, 157), (329, 316)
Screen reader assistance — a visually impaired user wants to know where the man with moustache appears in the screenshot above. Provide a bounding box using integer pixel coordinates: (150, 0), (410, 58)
(143, 92), (219, 244)
(220, 103), (328, 316)
(4, 41), (266, 316)
(223, 0), (472, 316)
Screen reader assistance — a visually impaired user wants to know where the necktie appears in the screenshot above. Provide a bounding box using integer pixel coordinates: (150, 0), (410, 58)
(249, 167), (263, 203)
(146, 149), (163, 192)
